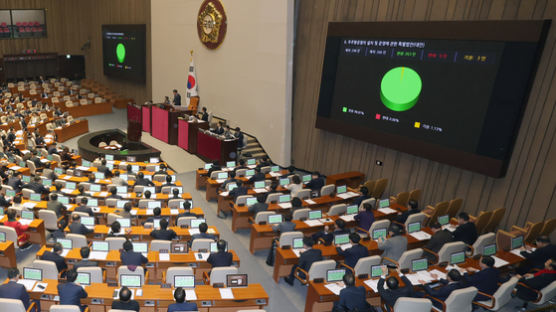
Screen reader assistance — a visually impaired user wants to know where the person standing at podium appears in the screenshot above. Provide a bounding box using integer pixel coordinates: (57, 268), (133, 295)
(172, 89), (181, 106)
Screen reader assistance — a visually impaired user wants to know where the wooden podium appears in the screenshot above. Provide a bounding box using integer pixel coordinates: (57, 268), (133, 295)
(127, 103), (142, 142)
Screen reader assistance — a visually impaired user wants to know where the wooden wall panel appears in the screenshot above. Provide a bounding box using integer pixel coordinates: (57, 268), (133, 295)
(0, 0), (151, 104)
(292, 0), (556, 235)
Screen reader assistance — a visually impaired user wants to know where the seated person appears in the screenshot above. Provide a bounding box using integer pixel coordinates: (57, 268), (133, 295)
(150, 219), (177, 240)
(420, 269), (465, 309)
(74, 197), (94, 216)
(168, 287), (198, 312)
(336, 233), (369, 269)
(111, 286), (139, 311)
(333, 272), (374, 312)
(41, 242), (67, 274)
(119, 202), (133, 219)
(305, 172), (324, 193)
(50, 220), (67, 240)
(212, 121), (224, 135)
(69, 214), (93, 235)
(248, 194), (268, 215)
(107, 221), (127, 237)
(515, 257), (556, 311)
(120, 240), (148, 266)
(286, 175), (303, 198)
(423, 222), (453, 262)
(3, 209), (30, 247)
(199, 106), (209, 122)
(378, 270), (414, 312)
(22, 176), (47, 194)
(354, 202), (375, 232)
(191, 222), (216, 241)
(144, 207), (167, 225)
(312, 225), (334, 245)
(155, 163), (168, 175)
(162, 174), (176, 187)
(73, 247), (98, 270)
(176, 201), (198, 225)
(272, 211), (296, 233)
(207, 239), (233, 268)
(463, 255), (499, 301)
(111, 170), (127, 186)
(378, 224), (407, 265)
(76, 185), (91, 197)
(247, 167), (266, 183)
(334, 218), (350, 235)
(107, 186), (122, 199)
(135, 172), (154, 187)
(517, 235), (556, 275)
(395, 199), (420, 224)
(0, 268), (32, 311)
(228, 180), (248, 201)
(352, 186), (370, 207)
(284, 237), (322, 286)
(171, 188), (181, 199)
(58, 269), (88, 311)
(220, 171), (237, 191)
(452, 212), (478, 246)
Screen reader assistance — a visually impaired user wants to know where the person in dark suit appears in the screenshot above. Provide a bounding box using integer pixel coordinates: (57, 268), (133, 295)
(207, 239), (233, 268)
(452, 212), (478, 245)
(206, 162), (221, 177)
(272, 211), (296, 233)
(213, 122), (225, 135)
(175, 201), (198, 225)
(248, 194), (268, 215)
(134, 172), (154, 187)
(235, 127), (244, 149)
(421, 269), (465, 309)
(305, 172), (324, 193)
(378, 224), (407, 265)
(154, 163), (168, 176)
(22, 176), (47, 194)
(73, 247), (98, 270)
(168, 287), (198, 312)
(69, 214), (93, 235)
(7, 171), (23, 192)
(58, 269), (88, 311)
(355, 202), (375, 232)
(47, 193), (66, 217)
(96, 159), (110, 176)
(50, 220), (67, 240)
(463, 255), (499, 301)
(312, 225), (335, 246)
(40, 242), (67, 274)
(150, 219), (177, 240)
(107, 221), (128, 238)
(191, 222), (216, 242)
(107, 186), (123, 199)
(333, 272), (374, 312)
(395, 200), (420, 224)
(423, 222), (453, 262)
(247, 167), (266, 183)
(111, 286), (139, 311)
(228, 180), (248, 201)
(220, 171), (237, 191)
(517, 236), (556, 274)
(515, 257), (556, 310)
(172, 89), (181, 106)
(120, 240), (148, 266)
(143, 207), (167, 225)
(284, 237), (323, 286)
(336, 233), (369, 269)
(352, 186), (370, 207)
(161, 174), (176, 188)
(0, 268), (33, 311)
(255, 157), (271, 169)
(199, 107), (209, 122)
(74, 197), (94, 216)
(378, 272), (414, 312)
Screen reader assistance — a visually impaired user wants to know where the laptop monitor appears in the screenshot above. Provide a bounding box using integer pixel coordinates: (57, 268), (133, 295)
(42, 179), (52, 187)
(81, 216), (94, 227)
(245, 169), (255, 177)
(0, 232), (5, 242)
(511, 236), (524, 250)
(107, 164), (114, 170)
(246, 197), (257, 206)
(190, 219), (205, 229)
(120, 274), (141, 287)
(90, 184), (101, 192)
(483, 244), (497, 256)
(30, 193), (41, 201)
(204, 163), (213, 170)
(22, 175), (31, 183)
(76, 272), (91, 286)
(116, 186), (127, 194)
(105, 155), (114, 161)
(246, 158), (256, 166)
(5, 190), (15, 197)
(450, 251), (466, 265)
(371, 265), (383, 278)
(279, 194), (291, 203)
(292, 237), (303, 249)
(174, 275), (195, 288)
(132, 242), (148, 253)
(346, 205), (358, 215)
(54, 168), (63, 175)
(116, 200), (128, 208)
(120, 174), (129, 181)
(254, 181), (265, 189)
(150, 157), (159, 164)
(372, 228), (387, 240)
(57, 238), (72, 250)
(118, 218), (131, 228)
(19, 161), (26, 168)
(226, 161), (235, 168)
(23, 267), (42, 281)
(92, 241), (109, 252)
(336, 185), (347, 194)
(217, 172), (228, 180)
(267, 214), (283, 224)
(279, 178), (289, 186)
(326, 269), (346, 283)
(210, 242), (227, 253)
(59, 196), (69, 205)
(270, 166), (280, 172)
(88, 198), (98, 207)
(226, 274), (248, 288)
(0, 207), (3, 215)
(227, 183), (237, 191)
(21, 210), (34, 220)
(438, 215), (450, 226)
(131, 165), (139, 172)
(412, 258), (428, 272)
(147, 201), (161, 209)
(47, 155), (54, 161)
(153, 219), (161, 229)
(308, 210), (322, 220)
(334, 233), (349, 245)
(65, 182), (76, 190)
(379, 199), (390, 208)
(143, 186), (155, 194)
(302, 175), (311, 183)
(408, 222), (421, 233)
(82, 160), (91, 167)
(94, 172), (105, 180)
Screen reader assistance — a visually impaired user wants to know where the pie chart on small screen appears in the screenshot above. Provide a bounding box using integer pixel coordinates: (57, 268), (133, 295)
(380, 66), (422, 112)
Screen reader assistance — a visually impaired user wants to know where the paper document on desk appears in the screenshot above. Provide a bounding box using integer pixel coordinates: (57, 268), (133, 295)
(170, 209), (179, 215)
(340, 215), (355, 222)
(269, 172), (281, 177)
(364, 279), (387, 292)
(442, 224), (457, 232)
(253, 188), (268, 193)
(415, 271), (435, 283)
(10, 166), (22, 170)
(378, 208), (398, 215)
(32, 282), (48, 292)
(492, 256), (509, 268)
(410, 231), (432, 241)
(189, 229), (200, 235)
(305, 199), (316, 205)
(19, 219), (33, 226)
(510, 249), (525, 258)
(304, 220), (323, 227)
(23, 202), (36, 208)
(130, 210), (138, 216)
(278, 203), (292, 209)
(404, 273), (424, 285)
(219, 191), (229, 197)
(88, 251), (108, 260)
(61, 249), (69, 257)
(324, 283), (346, 295)
(99, 191), (108, 197)
(292, 248), (307, 258)
(337, 193), (352, 199)
(215, 179), (226, 183)
(146, 209), (154, 216)
(17, 279), (36, 291)
(61, 188), (73, 194)
(76, 166), (89, 171)
(339, 243), (353, 251)
(63, 175), (72, 180)
(207, 228), (216, 234)
(429, 269), (447, 280)
(446, 265), (466, 274)
(159, 253), (170, 261)
(195, 253), (209, 261)
(185, 289), (197, 300)
(219, 288), (234, 299)
(40, 158), (49, 163)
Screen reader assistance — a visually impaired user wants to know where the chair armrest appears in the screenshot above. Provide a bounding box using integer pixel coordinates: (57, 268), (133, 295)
(248, 217), (255, 224)
(202, 271), (210, 285)
(17, 234), (25, 241)
(422, 248), (439, 263)
(83, 308), (89, 312)
(317, 238), (325, 245)
(57, 216), (64, 222)
(472, 291), (495, 309)
(392, 221), (404, 227)
(467, 244), (474, 255)
(382, 257), (399, 267)
(26, 301), (36, 312)
(145, 270), (149, 283)
(162, 270), (166, 283)
(57, 268), (67, 280)
(339, 263), (355, 275)
(389, 196), (397, 204)
(424, 294), (447, 311)
(526, 221), (534, 228)
(294, 266), (309, 285)
(102, 269), (106, 283)
(517, 282), (542, 303)
(512, 225), (527, 233)
(469, 213), (479, 222)
(355, 227), (370, 236)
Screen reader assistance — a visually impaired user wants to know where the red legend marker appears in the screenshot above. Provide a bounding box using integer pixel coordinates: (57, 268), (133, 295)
(375, 114), (381, 120)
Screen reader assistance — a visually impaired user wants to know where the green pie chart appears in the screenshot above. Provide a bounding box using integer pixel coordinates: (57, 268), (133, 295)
(380, 66), (422, 112)
(116, 43), (126, 63)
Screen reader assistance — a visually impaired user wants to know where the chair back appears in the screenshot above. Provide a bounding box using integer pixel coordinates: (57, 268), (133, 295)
(21, 188), (34, 199)
(0, 226), (18, 247)
(77, 266), (104, 283)
(393, 298), (432, 312)
(150, 240), (171, 252)
(279, 231), (303, 248)
(210, 266), (238, 285)
(107, 213), (122, 225)
(483, 207), (506, 233)
(0, 298), (27, 312)
(540, 218), (556, 236)
(26, 160), (36, 175)
(474, 211), (493, 234)
(168, 199), (185, 209)
(117, 265), (145, 286)
(363, 180), (376, 195)
(66, 233), (88, 248)
(106, 237), (126, 250)
(191, 238), (214, 251)
(307, 260), (336, 281)
(152, 174), (167, 182)
(482, 276), (518, 310)
(447, 198), (463, 219)
(393, 192), (410, 206)
(328, 204), (347, 216)
(105, 198), (118, 207)
(524, 221), (544, 243)
(438, 242), (467, 264)
(265, 193), (281, 204)
(353, 255), (381, 276)
(292, 208), (310, 220)
(188, 96), (199, 111)
(537, 280), (556, 305)
(372, 178), (388, 198)
(260, 166), (271, 174)
(254, 211), (275, 224)
(405, 212), (427, 230)
(359, 198), (376, 211)
(166, 266), (194, 285)
(444, 286), (477, 312)
(176, 216), (197, 228)
(50, 305), (81, 312)
(398, 248), (423, 270)
(472, 232), (496, 256)
(39, 209), (59, 231)
(137, 199), (154, 208)
(236, 195), (253, 206)
(320, 184), (335, 196)
(210, 170), (225, 179)
(32, 259), (59, 279)
(369, 219), (391, 236)
(295, 189), (311, 200)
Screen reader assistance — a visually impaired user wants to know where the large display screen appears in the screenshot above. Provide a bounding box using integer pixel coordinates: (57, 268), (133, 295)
(102, 24), (146, 82)
(316, 21), (550, 177)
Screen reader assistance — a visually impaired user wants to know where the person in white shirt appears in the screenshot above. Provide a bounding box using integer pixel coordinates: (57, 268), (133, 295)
(286, 175), (303, 198)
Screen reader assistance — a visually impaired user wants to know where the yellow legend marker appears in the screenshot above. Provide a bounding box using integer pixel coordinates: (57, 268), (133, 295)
(414, 122), (421, 128)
